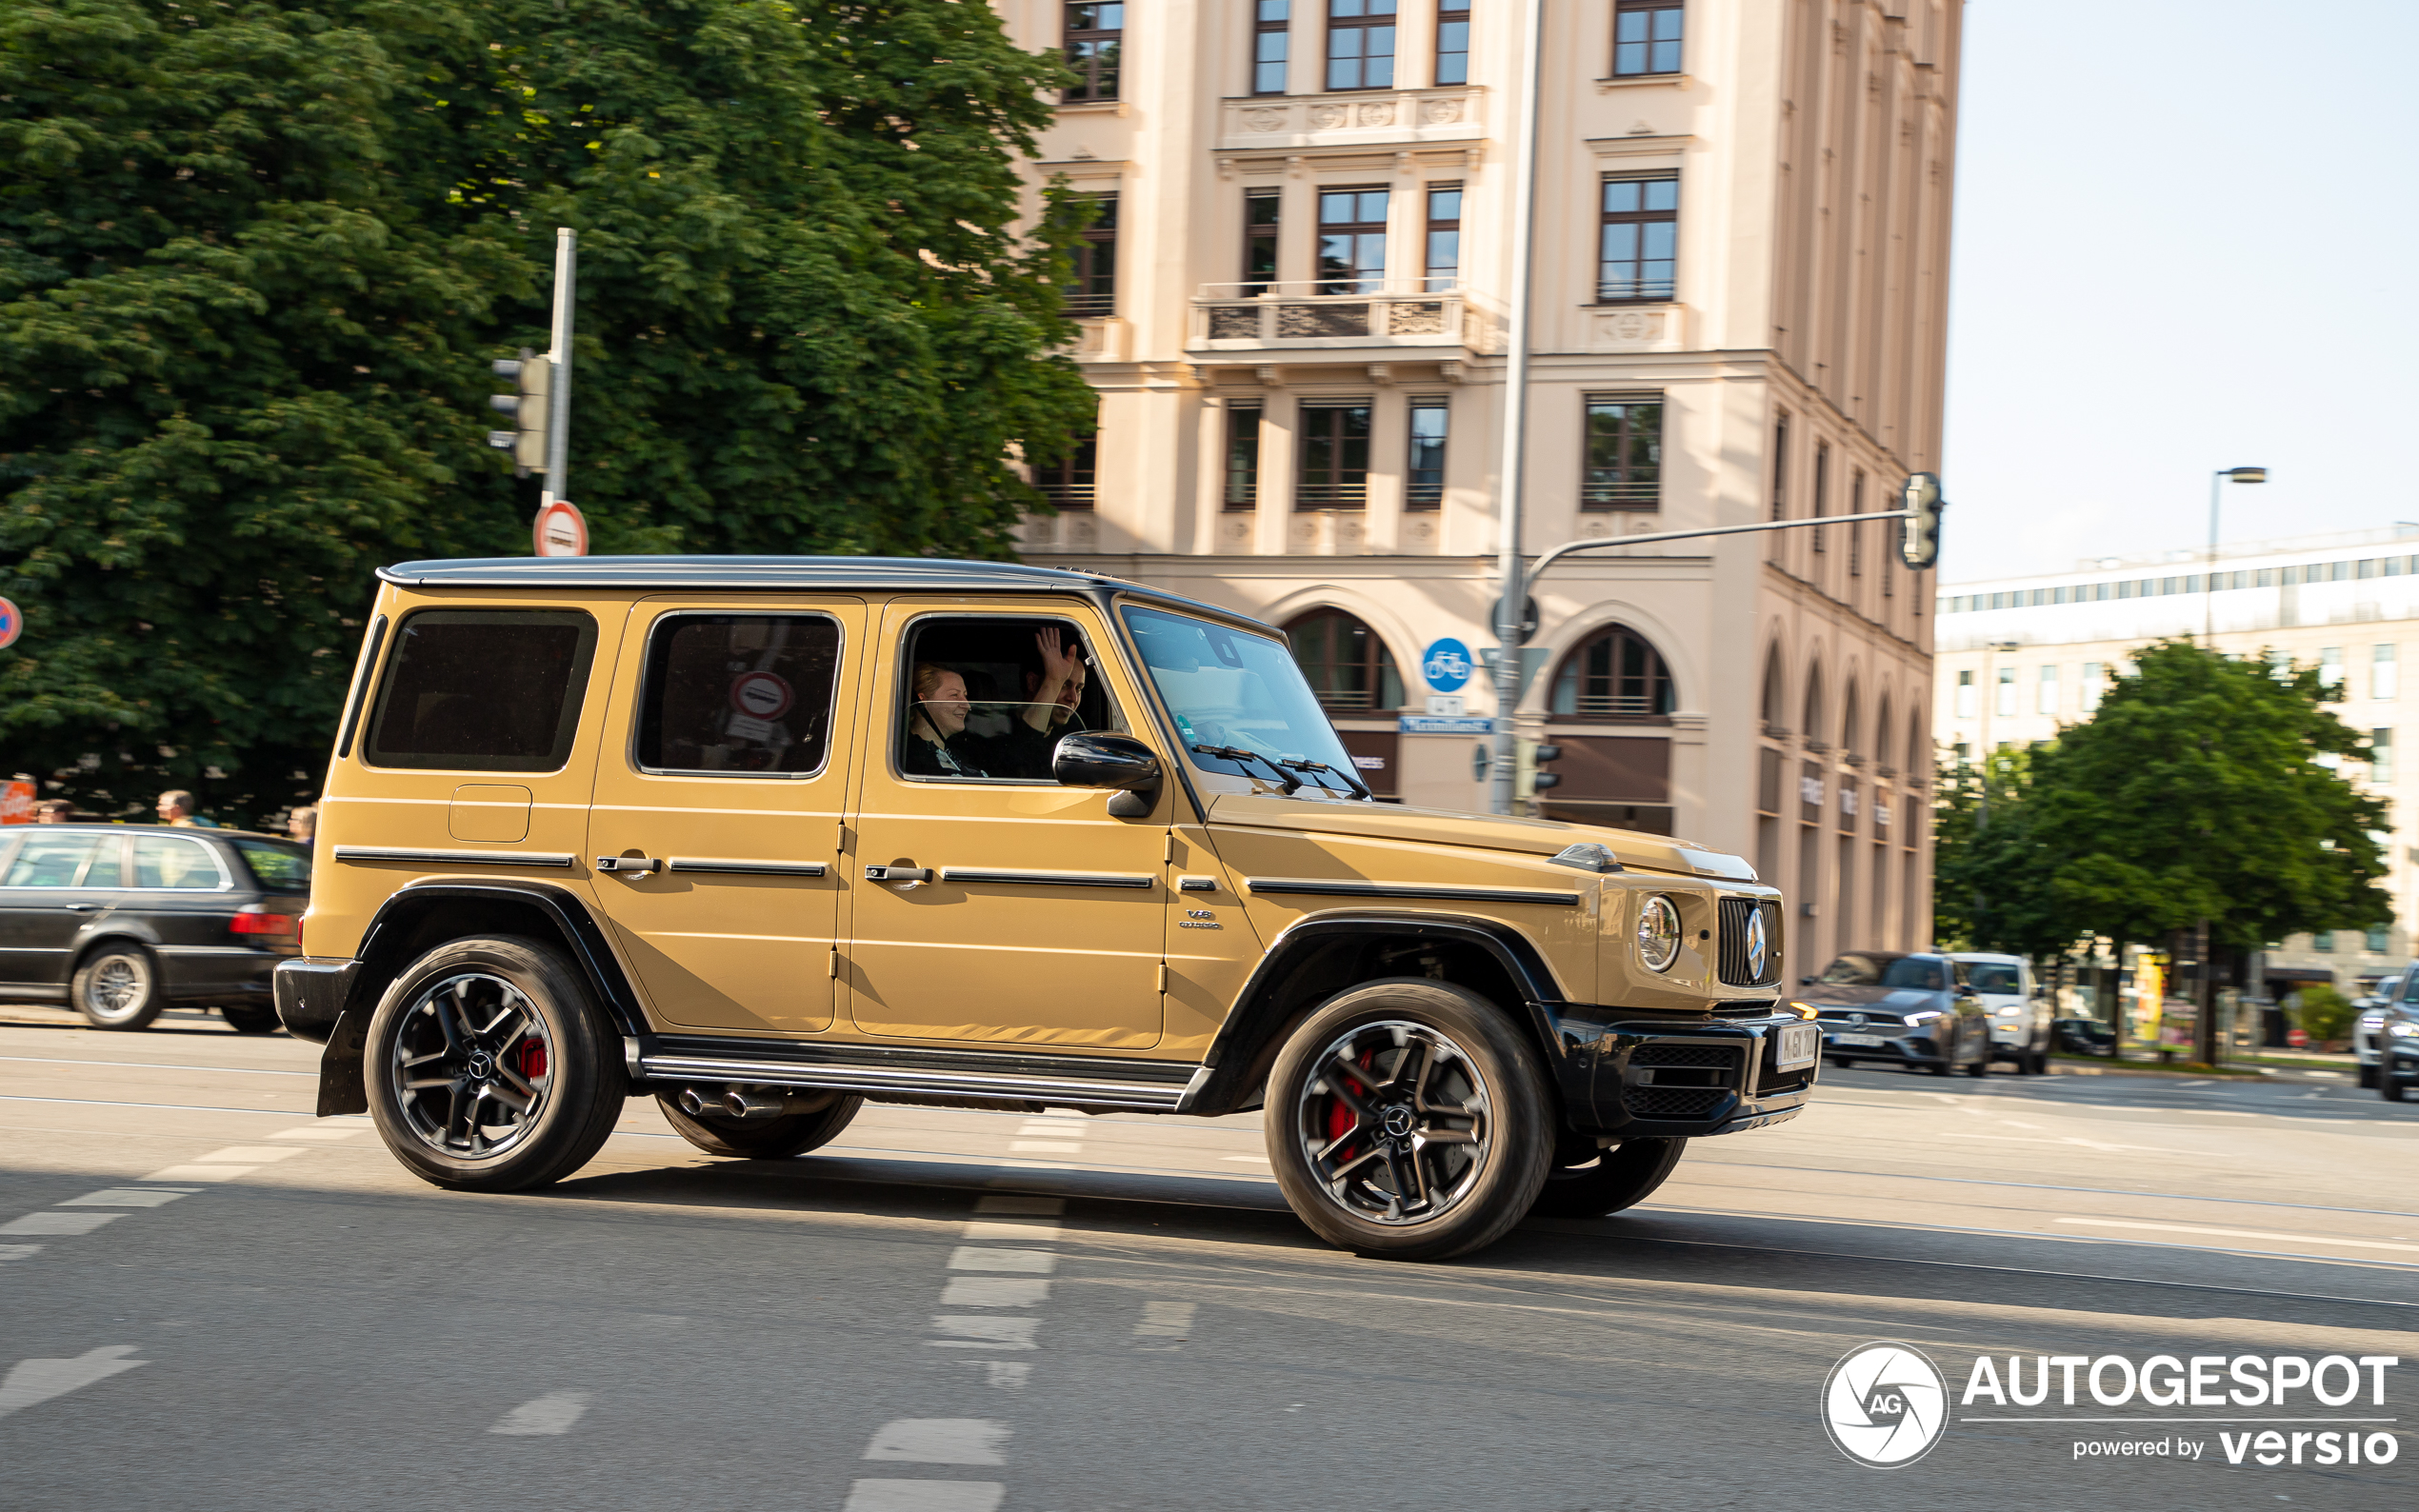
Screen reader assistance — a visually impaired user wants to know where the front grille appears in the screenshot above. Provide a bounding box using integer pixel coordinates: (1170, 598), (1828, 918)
(1632, 1044), (1744, 1071)
(1717, 898), (1784, 987)
(1624, 1085), (1729, 1117)
(1818, 1010), (1907, 1027)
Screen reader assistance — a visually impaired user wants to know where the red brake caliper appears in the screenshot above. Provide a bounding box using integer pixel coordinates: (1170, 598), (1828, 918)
(518, 1040), (549, 1080)
(1326, 1048), (1375, 1144)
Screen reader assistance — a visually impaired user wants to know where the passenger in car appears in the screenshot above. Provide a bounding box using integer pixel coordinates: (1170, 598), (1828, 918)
(905, 627), (1087, 780)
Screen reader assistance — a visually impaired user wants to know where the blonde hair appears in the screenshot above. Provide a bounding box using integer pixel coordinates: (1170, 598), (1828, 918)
(911, 664), (952, 705)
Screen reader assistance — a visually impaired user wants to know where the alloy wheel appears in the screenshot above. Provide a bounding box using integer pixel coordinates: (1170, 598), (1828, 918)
(389, 972), (554, 1159)
(82, 955), (151, 1023)
(1294, 1019), (1491, 1226)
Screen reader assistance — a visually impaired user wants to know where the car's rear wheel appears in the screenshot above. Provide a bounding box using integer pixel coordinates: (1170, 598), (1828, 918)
(1529, 1137), (1686, 1220)
(1925, 1057), (1952, 1077)
(2358, 1064), (2380, 1089)
(364, 936), (626, 1193)
(2385, 1074), (2409, 1104)
(220, 1005), (281, 1036)
(656, 1091), (863, 1159)
(1264, 979), (1552, 1262)
(72, 945), (164, 1031)
(1965, 1053), (1989, 1079)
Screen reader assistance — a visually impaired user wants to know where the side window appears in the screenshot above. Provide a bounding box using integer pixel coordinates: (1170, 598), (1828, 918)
(2, 833), (108, 888)
(231, 839), (311, 893)
(635, 614), (843, 776)
(897, 617), (1128, 784)
(133, 835), (224, 889)
(364, 609), (599, 772)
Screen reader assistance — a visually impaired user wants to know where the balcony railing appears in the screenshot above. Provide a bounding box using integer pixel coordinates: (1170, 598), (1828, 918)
(1190, 281), (1475, 351)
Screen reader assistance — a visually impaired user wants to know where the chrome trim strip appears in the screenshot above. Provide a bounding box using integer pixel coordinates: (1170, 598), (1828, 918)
(666, 859), (830, 878)
(332, 846), (576, 869)
(1246, 878), (1584, 906)
(938, 868), (1154, 890)
(156, 945), (270, 957)
(635, 1054), (1198, 1109)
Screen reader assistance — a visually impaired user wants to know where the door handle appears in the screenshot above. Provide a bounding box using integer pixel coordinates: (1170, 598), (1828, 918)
(594, 856), (661, 875)
(63, 902), (103, 912)
(864, 865), (932, 885)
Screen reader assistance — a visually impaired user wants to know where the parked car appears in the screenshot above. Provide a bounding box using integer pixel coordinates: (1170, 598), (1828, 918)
(0, 824), (309, 1031)
(1795, 951), (1992, 1077)
(2053, 1016), (2115, 1056)
(2353, 996), (2389, 1088)
(2382, 1008), (2419, 1104)
(1949, 951), (2053, 1075)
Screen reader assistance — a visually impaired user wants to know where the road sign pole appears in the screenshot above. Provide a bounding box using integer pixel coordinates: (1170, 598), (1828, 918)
(542, 228), (577, 509)
(1488, 0), (1548, 816)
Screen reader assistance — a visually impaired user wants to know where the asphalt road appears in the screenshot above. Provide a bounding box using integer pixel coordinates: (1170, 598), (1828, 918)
(4, 1005), (2415, 1512)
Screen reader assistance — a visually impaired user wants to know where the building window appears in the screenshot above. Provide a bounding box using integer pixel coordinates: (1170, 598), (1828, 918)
(1063, 2), (1125, 104)
(1810, 441), (1829, 551)
(2321, 647), (2345, 695)
(1848, 470), (1864, 576)
(1434, 1), (1469, 84)
(1035, 430), (1098, 510)
(1597, 175), (1677, 302)
(2367, 925), (2392, 952)
(1316, 187), (1389, 293)
(1296, 400), (1372, 508)
(1286, 608), (1404, 710)
(2311, 931), (2334, 953)
(1769, 412), (1789, 523)
(1423, 184), (1462, 291)
(1068, 193), (1118, 315)
(2376, 644), (2398, 701)
(2370, 727), (2394, 785)
(1325, 0), (1397, 90)
(1224, 404), (1263, 510)
(1549, 624), (1677, 720)
(1253, 0), (1291, 94)
(2081, 661), (2105, 713)
(1243, 188), (1281, 293)
(1994, 666), (2016, 718)
(1954, 668), (1975, 719)
(2036, 665), (2057, 715)
(1612, 0), (1685, 76)
(1580, 396), (1661, 510)
(1406, 398), (1448, 509)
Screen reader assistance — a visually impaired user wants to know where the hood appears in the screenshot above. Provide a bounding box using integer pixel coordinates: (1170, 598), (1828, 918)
(1799, 984), (1952, 1012)
(1202, 792), (1756, 880)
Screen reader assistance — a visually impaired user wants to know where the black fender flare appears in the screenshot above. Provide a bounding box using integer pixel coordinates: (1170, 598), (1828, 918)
(1186, 910), (1575, 1117)
(310, 881), (650, 1117)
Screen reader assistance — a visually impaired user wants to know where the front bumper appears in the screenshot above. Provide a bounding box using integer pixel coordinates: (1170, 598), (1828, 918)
(1550, 1004), (1818, 1138)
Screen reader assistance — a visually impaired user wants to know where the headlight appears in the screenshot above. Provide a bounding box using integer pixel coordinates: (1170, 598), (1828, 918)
(1905, 1010), (1943, 1023)
(2391, 1022), (2419, 1038)
(1636, 894), (1682, 972)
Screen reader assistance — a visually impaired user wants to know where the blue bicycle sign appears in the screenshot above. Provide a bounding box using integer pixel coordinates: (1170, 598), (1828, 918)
(1421, 638), (1473, 692)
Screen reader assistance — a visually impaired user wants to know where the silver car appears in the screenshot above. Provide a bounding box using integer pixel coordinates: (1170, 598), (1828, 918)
(1949, 951), (2054, 1076)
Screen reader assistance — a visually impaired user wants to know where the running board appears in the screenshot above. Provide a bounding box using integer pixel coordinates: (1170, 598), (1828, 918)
(636, 1035), (1210, 1113)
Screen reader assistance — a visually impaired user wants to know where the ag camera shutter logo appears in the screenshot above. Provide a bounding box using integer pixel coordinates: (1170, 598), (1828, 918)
(1824, 1343), (1949, 1467)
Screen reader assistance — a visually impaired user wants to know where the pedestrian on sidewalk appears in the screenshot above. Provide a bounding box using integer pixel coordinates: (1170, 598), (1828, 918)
(33, 799), (73, 823)
(288, 806), (316, 843)
(156, 790), (217, 827)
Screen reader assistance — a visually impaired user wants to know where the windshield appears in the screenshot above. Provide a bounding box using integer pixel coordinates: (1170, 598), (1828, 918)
(1122, 607), (1363, 795)
(1818, 954), (1945, 990)
(232, 838), (311, 893)
(1962, 963), (2023, 994)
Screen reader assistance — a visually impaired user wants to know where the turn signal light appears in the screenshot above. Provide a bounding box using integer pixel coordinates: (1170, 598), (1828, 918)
(230, 906), (296, 937)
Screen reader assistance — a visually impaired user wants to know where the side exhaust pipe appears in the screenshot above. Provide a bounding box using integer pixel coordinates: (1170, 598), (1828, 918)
(676, 1084), (826, 1121)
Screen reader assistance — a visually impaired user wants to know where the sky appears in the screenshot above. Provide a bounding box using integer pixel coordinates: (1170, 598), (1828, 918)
(1937, 0), (2419, 587)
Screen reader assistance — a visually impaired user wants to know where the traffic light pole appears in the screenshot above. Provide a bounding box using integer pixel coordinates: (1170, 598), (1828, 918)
(542, 228), (577, 507)
(1487, 0), (1549, 821)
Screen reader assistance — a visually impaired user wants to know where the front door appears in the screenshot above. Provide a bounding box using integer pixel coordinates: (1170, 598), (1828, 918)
(844, 599), (1169, 1050)
(584, 599), (865, 1036)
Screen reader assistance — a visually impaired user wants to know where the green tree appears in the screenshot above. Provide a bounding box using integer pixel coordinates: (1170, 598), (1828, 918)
(1929, 745), (2070, 958)
(0, 0), (1094, 826)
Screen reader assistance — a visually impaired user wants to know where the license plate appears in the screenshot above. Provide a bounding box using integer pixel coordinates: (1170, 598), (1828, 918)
(1829, 1032), (1885, 1047)
(1776, 1023), (1821, 1068)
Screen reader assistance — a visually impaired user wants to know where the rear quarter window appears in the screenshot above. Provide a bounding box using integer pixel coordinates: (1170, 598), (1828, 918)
(364, 609), (598, 771)
(231, 839), (311, 893)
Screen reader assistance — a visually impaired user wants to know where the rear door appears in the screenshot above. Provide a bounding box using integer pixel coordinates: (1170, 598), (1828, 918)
(0, 829), (117, 987)
(583, 598), (864, 1036)
(124, 832), (244, 987)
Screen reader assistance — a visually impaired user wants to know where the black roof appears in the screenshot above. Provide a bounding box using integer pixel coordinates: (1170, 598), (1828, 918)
(376, 556), (1266, 627)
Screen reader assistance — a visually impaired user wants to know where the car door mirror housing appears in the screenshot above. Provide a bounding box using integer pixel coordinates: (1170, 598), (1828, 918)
(1052, 732), (1163, 817)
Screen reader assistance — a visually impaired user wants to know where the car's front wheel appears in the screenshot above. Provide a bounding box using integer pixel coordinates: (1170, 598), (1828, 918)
(71, 945), (164, 1031)
(1529, 1137), (1686, 1220)
(2385, 1073), (2409, 1104)
(220, 1005), (281, 1036)
(364, 936), (626, 1192)
(1264, 979), (1552, 1262)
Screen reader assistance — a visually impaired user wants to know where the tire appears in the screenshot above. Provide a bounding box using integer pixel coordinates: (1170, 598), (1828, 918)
(1926, 1057), (1952, 1077)
(220, 1005), (282, 1036)
(1829, 1056), (1852, 1070)
(1965, 1056), (1989, 1079)
(2358, 1064), (2380, 1090)
(71, 945), (165, 1031)
(364, 936), (627, 1193)
(2029, 1050), (2051, 1077)
(656, 1091), (863, 1159)
(1529, 1137), (1687, 1220)
(1263, 978), (1553, 1262)
(2386, 1076), (2409, 1104)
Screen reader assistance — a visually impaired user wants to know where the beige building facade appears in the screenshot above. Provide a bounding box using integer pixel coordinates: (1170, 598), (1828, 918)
(1000, 0), (1963, 966)
(1936, 526), (2419, 991)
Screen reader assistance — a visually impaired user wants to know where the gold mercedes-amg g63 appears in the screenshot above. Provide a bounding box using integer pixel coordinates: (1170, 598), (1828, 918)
(277, 557), (1813, 1260)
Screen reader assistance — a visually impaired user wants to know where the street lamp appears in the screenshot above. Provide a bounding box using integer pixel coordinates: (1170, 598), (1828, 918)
(2206, 466), (2268, 640)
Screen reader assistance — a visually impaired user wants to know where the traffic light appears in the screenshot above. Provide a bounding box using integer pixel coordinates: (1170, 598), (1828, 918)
(1514, 739), (1563, 804)
(1900, 471), (1946, 570)
(486, 350), (550, 476)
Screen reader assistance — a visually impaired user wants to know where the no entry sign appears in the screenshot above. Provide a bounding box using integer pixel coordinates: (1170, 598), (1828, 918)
(0, 596), (22, 650)
(730, 671), (795, 721)
(532, 499), (589, 557)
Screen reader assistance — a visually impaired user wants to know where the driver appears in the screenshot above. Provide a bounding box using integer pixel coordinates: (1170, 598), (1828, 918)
(904, 627), (1088, 780)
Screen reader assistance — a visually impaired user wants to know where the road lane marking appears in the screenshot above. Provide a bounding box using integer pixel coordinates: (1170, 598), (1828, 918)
(1007, 1141), (1083, 1155)
(137, 1165), (260, 1183)
(57, 1189), (196, 1208)
(939, 1278), (1051, 1307)
(1134, 1302), (1196, 1339)
(1221, 1154), (1272, 1164)
(841, 1482), (1005, 1512)
(947, 1248), (1057, 1274)
(1016, 1120), (1086, 1136)
(971, 1195), (1064, 1217)
(0, 1346), (147, 1420)
(490, 1391), (592, 1435)
(862, 1419), (1010, 1464)
(0, 1212), (123, 1236)
(191, 1146), (306, 1164)
(0, 1245), (41, 1262)
(269, 1126), (368, 1141)
(2054, 1217), (2419, 1254)
(928, 1317), (1039, 1349)
(982, 1363), (1030, 1390)
(0, 1057), (316, 1077)
(961, 1219), (1062, 1242)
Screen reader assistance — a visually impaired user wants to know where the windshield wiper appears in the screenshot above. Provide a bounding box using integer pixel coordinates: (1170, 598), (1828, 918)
(1278, 756), (1373, 801)
(1190, 743), (1300, 794)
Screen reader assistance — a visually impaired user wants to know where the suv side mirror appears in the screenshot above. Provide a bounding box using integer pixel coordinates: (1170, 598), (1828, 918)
(1052, 732), (1163, 818)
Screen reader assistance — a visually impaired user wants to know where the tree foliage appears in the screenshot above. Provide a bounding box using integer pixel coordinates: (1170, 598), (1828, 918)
(0, 0), (1094, 824)
(1933, 639), (2392, 959)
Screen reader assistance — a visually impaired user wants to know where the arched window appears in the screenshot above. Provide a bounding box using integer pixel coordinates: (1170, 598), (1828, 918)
(1874, 693), (1894, 769)
(1802, 665), (1826, 746)
(1841, 682), (1862, 759)
(1760, 644), (1787, 730)
(1549, 623), (1675, 719)
(1909, 711), (1927, 775)
(1285, 608), (1404, 711)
